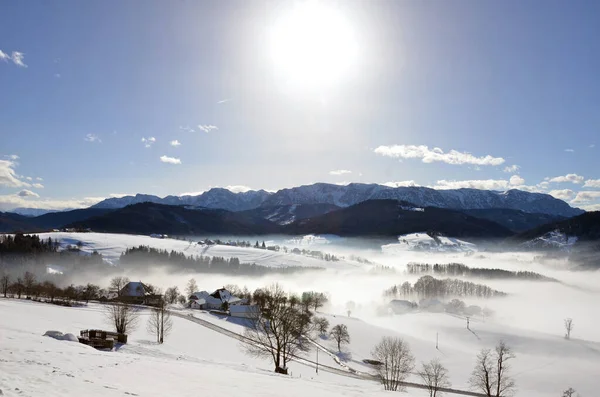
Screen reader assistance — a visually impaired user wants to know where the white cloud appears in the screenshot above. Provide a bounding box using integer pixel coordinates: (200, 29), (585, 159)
(583, 179), (600, 188)
(17, 189), (39, 198)
(538, 181), (550, 189)
(374, 145), (505, 166)
(571, 191), (600, 204)
(217, 99), (231, 104)
(225, 185), (252, 193)
(179, 191), (205, 197)
(434, 179), (510, 190)
(0, 159), (29, 188)
(109, 193), (133, 198)
(25, 176), (33, 181)
(382, 181), (419, 188)
(0, 194), (105, 212)
(329, 169), (352, 176)
(509, 175), (525, 186)
(32, 183), (44, 189)
(179, 126), (195, 133)
(564, 148), (575, 153)
(581, 203), (600, 211)
(548, 174), (585, 184)
(36, 177), (43, 181)
(141, 137), (156, 148)
(548, 189), (576, 201)
(503, 165), (520, 173)
(84, 133), (101, 143)
(160, 155), (181, 165)
(198, 124), (218, 133)
(6, 154), (19, 161)
(0, 50), (27, 67)
(11, 51), (27, 67)
(170, 140), (181, 147)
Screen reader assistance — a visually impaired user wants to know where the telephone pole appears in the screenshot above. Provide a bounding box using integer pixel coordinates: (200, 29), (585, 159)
(316, 348), (319, 374)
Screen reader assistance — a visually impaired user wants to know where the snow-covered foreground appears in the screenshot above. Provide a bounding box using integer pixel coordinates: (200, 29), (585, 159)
(40, 232), (356, 270)
(0, 299), (397, 397)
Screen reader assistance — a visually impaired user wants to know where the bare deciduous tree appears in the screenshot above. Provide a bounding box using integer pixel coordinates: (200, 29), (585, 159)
(82, 283), (100, 303)
(372, 336), (415, 391)
(243, 283), (311, 374)
(23, 271), (36, 298)
(469, 341), (516, 397)
(562, 388), (577, 397)
(110, 276), (130, 297)
(1, 273), (10, 298)
(313, 317), (329, 336)
(105, 303), (139, 334)
(147, 297), (173, 344)
(418, 358), (451, 397)
(165, 286), (180, 304)
(186, 278), (198, 299)
(564, 318), (574, 340)
(330, 324), (350, 352)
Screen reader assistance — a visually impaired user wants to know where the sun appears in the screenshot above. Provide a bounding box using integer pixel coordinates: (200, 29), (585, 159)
(269, 1), (358, 91)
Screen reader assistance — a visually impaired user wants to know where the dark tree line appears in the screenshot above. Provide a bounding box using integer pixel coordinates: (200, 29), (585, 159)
(119, 245), (325, 276)
(406, 262), (556, 282)
(384, 275), (507, 300)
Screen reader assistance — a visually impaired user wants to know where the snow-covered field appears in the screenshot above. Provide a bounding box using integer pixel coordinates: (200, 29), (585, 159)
(39, 232), (356, 270)
(382, 233), (477, 253)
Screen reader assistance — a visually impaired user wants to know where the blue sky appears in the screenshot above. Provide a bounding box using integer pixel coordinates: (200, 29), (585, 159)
(1, 0), (600, 211)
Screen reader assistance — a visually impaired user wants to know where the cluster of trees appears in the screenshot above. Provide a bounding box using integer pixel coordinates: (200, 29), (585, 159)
(289, 248), (340, 262)
(406, 262), (556, 282)
(384, 276), (507, 300)
(119, 245), (324, 276)
(0, 270), (103, 304)
(0, 234), (59, 254)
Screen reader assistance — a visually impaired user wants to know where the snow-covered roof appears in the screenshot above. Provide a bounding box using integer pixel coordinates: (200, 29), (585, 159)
(120, 282), (148, 297)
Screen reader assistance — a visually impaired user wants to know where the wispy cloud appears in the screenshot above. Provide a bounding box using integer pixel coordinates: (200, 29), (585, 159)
(109, 193), (133, 198)
(84, 133), (101, 143)
(198, 124), (218, 133)
(170, 140), (181, 147)
(225, 185), (252, 193)
(590, 144), (595, 149)
(564, 148), (575, 153)
(329, 169), (352, 176)
(17, 189), (39, 198)
(12, 52), (27, 67)
(382, 181), (419, 188)
(179, 126), (195, 133)
(503, 165), (520, 173)
(583, 179), (600, 188)
(548, 189), (576, 201)
(36, 177), (43, 181)
(141, 137), (156, 148)
(0, 194), (105, 212)
(54, 73), (61, 78)
(160, 155), (181, 165)
(433, 179), (511, 190)
(547, 174), (584, 184)
(0, 50), (27, 67)
(32, 183), (44, 189)
(217, 99), (231, 104)
(571, 191), (600, 204)
(0, 159), (30, 188)
(25, 176), (33, 181)
(374, 145), (505, 166)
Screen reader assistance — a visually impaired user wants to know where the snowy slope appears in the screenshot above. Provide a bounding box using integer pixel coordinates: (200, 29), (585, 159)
(37, 232), (355, 269)
(381, 233), (477, 253)
(521, 230), (579, 250)
(0, 299), (395, 397)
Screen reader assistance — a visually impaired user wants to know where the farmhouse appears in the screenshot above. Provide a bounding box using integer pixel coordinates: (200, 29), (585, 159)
(229, 304), (259, 319)
(116, 281), (162, 306)
(189, 287), (247, 310)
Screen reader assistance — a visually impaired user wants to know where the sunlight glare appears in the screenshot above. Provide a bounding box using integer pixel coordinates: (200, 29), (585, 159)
(269, 1), (358, 91)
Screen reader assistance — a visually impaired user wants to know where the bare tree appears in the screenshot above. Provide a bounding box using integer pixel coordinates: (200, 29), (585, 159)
(372, 336), (415, 391)
(165, 286), (180, 304)
(562, 388), (577, 397)
(185, 278), (198, 299)
(1, 273), (9, 298)
(469, 341), (516, 397)
(23, 271), (36, 298)
(330, 324), (350, 352)
(313, 317), (329, 336)
(13, 277), (24, 298)
(243, 283), (311, 374)
(82, 283), (100, 303)
(418, 358), (451, 397)
(147, 297), (173, 344)
(105, 303), (139, 334)
(110, 276), (130, 297)
(564, 318), (574, 340)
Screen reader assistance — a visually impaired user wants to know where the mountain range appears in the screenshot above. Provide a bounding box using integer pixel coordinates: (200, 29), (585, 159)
(90, 183), (583, 217)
